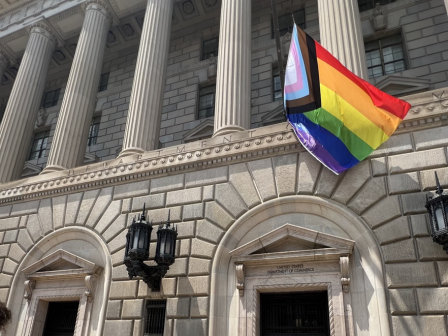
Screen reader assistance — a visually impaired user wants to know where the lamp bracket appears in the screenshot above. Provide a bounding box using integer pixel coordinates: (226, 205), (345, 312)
(124, 259), (169, 292)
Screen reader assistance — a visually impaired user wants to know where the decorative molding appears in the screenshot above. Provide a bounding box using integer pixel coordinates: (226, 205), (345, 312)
(23, 280), (35, 302)
(236, 264), (244, 297)
(339, 256), (350, 293)
(84, 275), (98, 302)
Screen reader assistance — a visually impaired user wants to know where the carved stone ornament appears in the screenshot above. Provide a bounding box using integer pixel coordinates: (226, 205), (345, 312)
(84, 275), (98, 302)
(183, 1), (195, 14)
(370, 3), (388, 31)
(122, 24), (134, 37)
(207, 54), (217, 79)
(36, 107), (48, 127)
(107, 31), (116, 43)
(339, 256), (350, 293)
(204, 0), (218, 7)
(53, 50), (66, 62)
(236, 264), (244, 296)
(24, 280), (36, 302)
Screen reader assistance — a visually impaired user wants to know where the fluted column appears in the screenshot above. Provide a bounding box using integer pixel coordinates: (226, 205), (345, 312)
(213, 0), (252, 137)
(119, 0), (174, 157)
(318, 0), (368, 79)
(0, 51), (9, 81)
(0, 24), (56, 183)
(43, 1), (110, 173)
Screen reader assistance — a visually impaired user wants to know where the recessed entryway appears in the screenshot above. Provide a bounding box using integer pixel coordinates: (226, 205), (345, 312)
(43, 301), (80, 336)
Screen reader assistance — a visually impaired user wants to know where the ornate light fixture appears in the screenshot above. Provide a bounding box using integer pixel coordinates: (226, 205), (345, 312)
(425, 172), (448, 254)
(124, 205), (178, 291)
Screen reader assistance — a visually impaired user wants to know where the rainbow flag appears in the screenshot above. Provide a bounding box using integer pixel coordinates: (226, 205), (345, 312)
(284, 25), (411, 174)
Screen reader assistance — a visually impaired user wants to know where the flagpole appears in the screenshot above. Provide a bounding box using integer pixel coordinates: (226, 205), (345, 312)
(271, 0), (286, 119)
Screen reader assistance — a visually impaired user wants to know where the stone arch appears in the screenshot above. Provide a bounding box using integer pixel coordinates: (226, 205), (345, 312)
(6, 227), (112, 336)
(209, 195), (390, 336)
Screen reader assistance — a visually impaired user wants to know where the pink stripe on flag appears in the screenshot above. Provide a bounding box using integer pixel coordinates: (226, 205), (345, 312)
(284, 39), (305, 94)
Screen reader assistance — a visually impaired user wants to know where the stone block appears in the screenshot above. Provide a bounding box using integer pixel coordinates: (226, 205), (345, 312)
(103, 214), (127, 242)
(2, 259), (17, 275)
(417, 288), (448, 313)
(122, 199), (131, 214)
(111, 248), (125, 267)
(122, 299), (144, 318)
(176, 239), (191, 257)
(131, 194), (166, 212)
(52, 195), (67, 230)
(114, 180), (150, 200)
(393, 316), (446, 336)
(10, 200), (39, 217)
(437, 261), (448, 285)
(37, 198), (53, 234)
(205, 202), (233, 229)
(0, 274), (12, 287)
(103, 320), (133, 336)
(166, 297), (190, 318)
(247, 159), (277, 201)
(389, 148), (447, 174)
(214, 183), (247, 218)
(0, 289), (8, 303)
(189, 258), (211, 276)
(94, 200), (122, 234)
(191, 238), (216, 259)
(374, 217), (411, 245)
(133, 319), (142, 336)
(190, 297), (208, 318)
(229, 163), (261, 208)
(138, 278), (176, 298)
(108, 229), (128, 254)
(177, 276), (210, 296)
(297, 152), (321, 194)
(147, 206), (182, 223)
(166, 257), (187, 277)
(389, 289), (417, 315)
(333, 161), (371, 204)
(17, 229), (33, 251)
(273, 154), (298, 196)
(173, 319), (207, 336)
(86, 187), (113, 228)
(64, 192), (83, 226)
(167, 187), (202, 206)
(183, 203), (204, 221)
(0, 205), (11, 219)
(420, 167), (448, 190)
(386, 262), (437, 288)
(112, 264), (129, 281)
(388, 172), (421, 195)
(371, 157), (387, 177)
(348, 178), (387, 214)
(176, 221), (195, 239)
(314, 167), (342, 197)
(3, 230), (17, 243)
(0, 245), (9, 258)
(185, 167), (228, 188)
(401, 192), (428, 215)
(0, 217), (20, 231)
(413, 125), (448, 150)
(106, 300), (122, 319)
(109, 281), (138, 299)
(196, 220), (224, 244)
(362, 196), (401, 229)
(151, 174), (185, 194)
(26, 214), (42, 243)
(203, 185), (214, 202)
(417, 237), (448, 260)
(76, 189), (100, 225)
(382, 239), (417, 263)
(372, 133), (413, 157)
(410, 214), (430, 237)
(8, 244), (25, 263)
(164, 319), (173, 336)
(19, 216), (27, 228)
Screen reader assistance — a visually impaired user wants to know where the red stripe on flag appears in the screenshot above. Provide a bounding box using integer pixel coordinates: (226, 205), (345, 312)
(315, 42), (410, 120)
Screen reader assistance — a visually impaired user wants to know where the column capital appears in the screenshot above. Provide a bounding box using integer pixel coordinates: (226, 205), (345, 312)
(82, 0), (113, 26)
(27, 23), (58, 47)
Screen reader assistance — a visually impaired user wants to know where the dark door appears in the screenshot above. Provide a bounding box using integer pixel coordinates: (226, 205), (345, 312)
(260, 292), (330, 336)
(43, 301), (79, 336)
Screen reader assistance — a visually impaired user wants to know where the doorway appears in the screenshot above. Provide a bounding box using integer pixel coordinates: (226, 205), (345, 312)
(42, 301), (80, 336)
(260, 292), (330, 336)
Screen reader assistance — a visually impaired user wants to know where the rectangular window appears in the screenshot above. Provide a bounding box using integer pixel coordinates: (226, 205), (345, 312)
(145, 300), (166, 336)
(358, 0), (395, 12)
(42, 89), (60, 108)
(365, 34), (406, 79)
(273, 67), (283, 102)
(43, 301), (79, 336)
(274, 9), (306, 38)
(29, 130), (50, 160)
(98, 73), (109, 92)
(202, 38), (219, 60)
(88, 116), (101, 146)
(198, 85), (216, 119)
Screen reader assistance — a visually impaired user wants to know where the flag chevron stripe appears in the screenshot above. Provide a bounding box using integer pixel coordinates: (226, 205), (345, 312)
(320, 84), (389, 149)
(304, 108), (374, 161)
(315, 42), (410, 119)
(317, 59), (402, 136)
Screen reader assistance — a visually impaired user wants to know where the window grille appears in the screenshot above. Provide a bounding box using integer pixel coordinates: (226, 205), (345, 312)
(144, 300), (166, 336)
(29, 130), (50, 160)
(198, 85), (216, 119)
(273, 66), (283, 102)
(98, 73), (109, 92)
(202, 38), (219, 60)
(358, 0), (396, 12)
(365, 34), (406, 79)
(273, 9), (306, 38)
(43, 301), (79, 336)
(42, 89), (61, 108)
(87, 116), (101, 146)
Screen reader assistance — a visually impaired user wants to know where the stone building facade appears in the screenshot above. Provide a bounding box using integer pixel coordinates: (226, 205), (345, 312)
(0, 0), (448, 335)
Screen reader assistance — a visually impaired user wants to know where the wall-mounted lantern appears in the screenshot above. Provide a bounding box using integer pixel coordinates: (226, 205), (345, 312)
(124, 205), (178, 291)
(425, 172), (448, 254)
